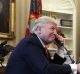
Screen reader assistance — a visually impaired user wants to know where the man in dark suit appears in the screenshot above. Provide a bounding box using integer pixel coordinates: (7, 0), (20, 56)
(5, 16), (80, 74)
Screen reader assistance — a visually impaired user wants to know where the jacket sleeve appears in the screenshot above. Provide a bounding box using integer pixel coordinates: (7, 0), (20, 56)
(23, 43), (72, 74)
(52, 53), (66, 64)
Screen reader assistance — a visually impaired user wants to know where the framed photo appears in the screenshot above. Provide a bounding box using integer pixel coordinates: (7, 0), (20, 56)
(0, 0), (15, 39)
(60, 19), (72, 27)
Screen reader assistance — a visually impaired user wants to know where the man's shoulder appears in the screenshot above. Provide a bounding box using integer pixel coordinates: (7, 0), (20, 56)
(17, 33), (38, 45)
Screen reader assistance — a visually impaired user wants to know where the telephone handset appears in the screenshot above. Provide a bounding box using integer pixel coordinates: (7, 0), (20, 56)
(54, 29), (65, 48)
(54, 37), (63, 47)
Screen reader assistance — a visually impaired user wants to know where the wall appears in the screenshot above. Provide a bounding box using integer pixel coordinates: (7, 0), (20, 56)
(15, 0), (31, 45)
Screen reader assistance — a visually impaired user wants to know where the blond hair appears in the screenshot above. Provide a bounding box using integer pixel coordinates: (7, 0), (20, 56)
(31, 16), (58, 33)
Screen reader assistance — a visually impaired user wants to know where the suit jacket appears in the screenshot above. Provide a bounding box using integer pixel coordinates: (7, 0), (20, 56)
(5, 33), (72, 74)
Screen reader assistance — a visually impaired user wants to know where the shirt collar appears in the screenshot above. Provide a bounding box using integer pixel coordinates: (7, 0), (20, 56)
(34, 33), (46, 48)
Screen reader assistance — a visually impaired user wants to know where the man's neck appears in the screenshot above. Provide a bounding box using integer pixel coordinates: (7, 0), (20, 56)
(34, 32), (50, 48)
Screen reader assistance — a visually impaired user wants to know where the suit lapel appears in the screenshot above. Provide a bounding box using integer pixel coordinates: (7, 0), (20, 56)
(27, 33), (51, 62)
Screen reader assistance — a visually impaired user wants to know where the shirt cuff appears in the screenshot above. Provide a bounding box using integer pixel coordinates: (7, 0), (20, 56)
(56, 49), (65, 58)
(70, 64), (77, 74)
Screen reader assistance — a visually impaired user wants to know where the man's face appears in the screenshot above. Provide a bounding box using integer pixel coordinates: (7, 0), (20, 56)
(39, 22), (57, 44)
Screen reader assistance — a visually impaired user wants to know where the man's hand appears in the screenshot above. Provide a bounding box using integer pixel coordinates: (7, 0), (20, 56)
(56, 34), (65, 45)
(54, 34), (65, 49)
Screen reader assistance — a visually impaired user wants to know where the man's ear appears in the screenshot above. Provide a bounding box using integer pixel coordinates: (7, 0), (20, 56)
(37, 26), (42, 34)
